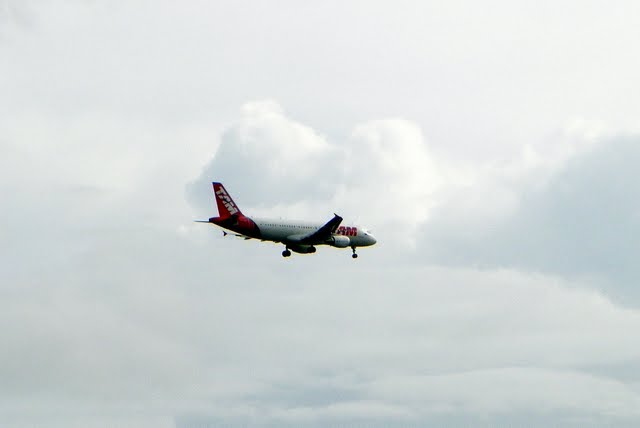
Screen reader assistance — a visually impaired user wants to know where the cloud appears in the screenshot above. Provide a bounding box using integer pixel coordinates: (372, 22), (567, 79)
(4, 1), (640, 426)
(4, 90), (640, 427)
(189, 101), (441, 246)
(8, 244), (640, 427)
(188, 101), (342, 217)
(419, 134), (640, 304)
(368, 368), (640, 417)
(339, 118), (441, 231)
(164, 265), (640, 427)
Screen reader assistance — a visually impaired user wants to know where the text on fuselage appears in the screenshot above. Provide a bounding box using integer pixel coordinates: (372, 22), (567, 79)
(337, 226), (357, 237)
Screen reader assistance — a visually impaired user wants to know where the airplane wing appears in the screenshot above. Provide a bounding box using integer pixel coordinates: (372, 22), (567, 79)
(295, 214), (343, 244)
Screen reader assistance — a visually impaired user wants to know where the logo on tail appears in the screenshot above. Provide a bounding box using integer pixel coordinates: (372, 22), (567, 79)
(212, 182), (242, 217)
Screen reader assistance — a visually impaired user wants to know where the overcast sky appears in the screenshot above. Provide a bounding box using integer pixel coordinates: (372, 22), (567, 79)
(3, 1), (640, 427)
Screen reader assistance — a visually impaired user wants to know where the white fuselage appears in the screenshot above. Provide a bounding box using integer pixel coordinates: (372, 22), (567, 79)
(205, 181), (376, 258)
(253, 218), (376, 247)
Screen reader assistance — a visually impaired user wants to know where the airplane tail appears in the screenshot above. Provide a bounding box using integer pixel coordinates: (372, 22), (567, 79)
(212, 182), (243, 218)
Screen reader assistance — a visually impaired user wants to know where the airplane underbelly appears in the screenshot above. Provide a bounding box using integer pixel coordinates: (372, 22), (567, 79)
(258, 225), (288, 241)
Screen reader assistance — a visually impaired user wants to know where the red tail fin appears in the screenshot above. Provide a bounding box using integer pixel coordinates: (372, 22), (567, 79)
(212, 182), (243, 218)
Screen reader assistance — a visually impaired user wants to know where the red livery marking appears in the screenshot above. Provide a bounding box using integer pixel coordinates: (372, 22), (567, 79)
(213, 183), (241, 217)
(338, 226), (358, 237)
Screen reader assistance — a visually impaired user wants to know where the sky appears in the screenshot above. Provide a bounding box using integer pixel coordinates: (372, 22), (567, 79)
(2, 1), (640, 427)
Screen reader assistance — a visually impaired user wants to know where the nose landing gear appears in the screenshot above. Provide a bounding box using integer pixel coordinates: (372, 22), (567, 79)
(282, 248), (291, 257)
(351, 246), (358, 259)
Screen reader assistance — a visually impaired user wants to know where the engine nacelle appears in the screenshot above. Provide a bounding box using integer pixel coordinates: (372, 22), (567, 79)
(289, 244), (317, 254)
(328, 235), (351, 248)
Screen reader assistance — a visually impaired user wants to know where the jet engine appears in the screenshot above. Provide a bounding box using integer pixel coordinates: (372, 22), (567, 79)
(289, 244), (317, 254)
(328, 235), (351, 248)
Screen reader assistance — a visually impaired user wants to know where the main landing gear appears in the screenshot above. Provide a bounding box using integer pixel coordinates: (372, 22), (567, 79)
(281, 246), (359, 259)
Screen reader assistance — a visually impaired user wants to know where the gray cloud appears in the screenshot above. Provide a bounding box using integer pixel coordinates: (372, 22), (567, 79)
(420, 136), (640, 304)
(3, 1), (640, 426)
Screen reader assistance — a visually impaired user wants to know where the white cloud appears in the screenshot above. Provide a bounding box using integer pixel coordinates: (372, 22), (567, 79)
(4, 1), (640, 426)
(188, 100), (342, 218)
(419, 134), (640, 304)
(190, 102), (441, 247)
(339, 119), (441, 233)
(7, 247), (640, 426)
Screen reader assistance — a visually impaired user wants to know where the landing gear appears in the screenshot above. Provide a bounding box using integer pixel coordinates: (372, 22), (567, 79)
(351, 246), (358, 259)
(282, 248), (291, 258)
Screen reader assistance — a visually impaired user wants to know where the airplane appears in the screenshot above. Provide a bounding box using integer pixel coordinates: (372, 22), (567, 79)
(196, 182), (377, 258)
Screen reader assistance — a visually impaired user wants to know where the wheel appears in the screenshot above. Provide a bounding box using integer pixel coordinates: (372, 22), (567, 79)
(352, 253), (358, 259)
(282, 249), (291, 257)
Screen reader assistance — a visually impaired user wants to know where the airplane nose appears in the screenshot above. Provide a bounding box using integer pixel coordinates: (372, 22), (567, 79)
(369, 235), (377, 245)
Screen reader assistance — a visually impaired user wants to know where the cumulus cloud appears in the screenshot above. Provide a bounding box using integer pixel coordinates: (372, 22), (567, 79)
(189, 101), (441, 245)
(188, 101), (342, 216)
(4, 1), (640, 427)
(419, 134), (640, 305)
(339, 119), (441, 230)
(4, 95), (640, 427)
